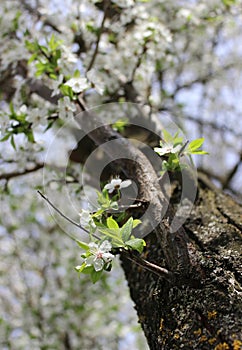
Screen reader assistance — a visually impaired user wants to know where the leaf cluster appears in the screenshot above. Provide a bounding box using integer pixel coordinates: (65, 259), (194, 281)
(26, 34), (63, 79)
(0, 103), (34, 148)
(75, 188), (145, 283)
(155, 129), (208, 174)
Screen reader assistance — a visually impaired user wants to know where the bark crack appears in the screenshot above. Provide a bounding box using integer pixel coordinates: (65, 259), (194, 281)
(216, 206), (242, 232)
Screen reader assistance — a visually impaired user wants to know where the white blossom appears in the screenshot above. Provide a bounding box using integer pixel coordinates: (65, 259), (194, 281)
(26, 108), (47, 127)
(50, 74), (64, 97)
(85, 241), (114, 271)
(19, 104), (27, 115)
(64, 77), (89, 93)
(79, 209), (96, 230)
(87, 69), (105, 95)
(57, 96), (76, 119)
(104, 178), (132, 193)
(154, 143), (181, 156)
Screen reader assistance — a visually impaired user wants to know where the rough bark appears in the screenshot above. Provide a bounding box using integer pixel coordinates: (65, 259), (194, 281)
(121, 180), (242, 350)
(73, 105), (242, 349)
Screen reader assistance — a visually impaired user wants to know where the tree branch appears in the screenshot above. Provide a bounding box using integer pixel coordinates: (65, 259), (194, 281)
(0, 163), (44, 181)
(21, 1), (62, 33)
(222, 152), (242, 190)
(86, 0), (109, 71)
(27, 80), (60, 104)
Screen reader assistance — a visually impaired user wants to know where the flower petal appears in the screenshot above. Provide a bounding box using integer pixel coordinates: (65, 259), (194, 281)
(86, 256), (94, 266)
(171, 145), (181, 153)
(100, 240), (112, 252)
(111, 179), (122, 187)
(120, 180), (132, 189)
(104, 183), (113, 190)
(93, 258), (104, 271)
(102, 252), (114, 261)
(88, 242), (98, 252)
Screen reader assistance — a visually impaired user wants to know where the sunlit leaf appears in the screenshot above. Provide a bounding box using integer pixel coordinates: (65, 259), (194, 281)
(75, 262), (87, 272)
(76, 240), (90, 251)
(120, 217), (133, 243)
(125, 238), (146, 254)
(188, 138), (205, 151)
(107, 216), (119, 229)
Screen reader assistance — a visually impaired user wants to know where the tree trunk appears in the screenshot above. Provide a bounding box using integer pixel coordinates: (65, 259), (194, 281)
(73, 105), (241, 349)
(121, 180), (242, 349)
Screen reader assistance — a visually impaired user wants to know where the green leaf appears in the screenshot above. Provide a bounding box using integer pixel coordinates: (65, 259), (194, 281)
(26, 130), (35, 143)
(76, 240), (90, 251)
(161, 129), (183, 147)
(12, 10), (21, 30)
(107, 216), (119, 229)
(38, 44), (49, 56)
(73, 69), (81, 78)
(92, 209), (104, 218)
(102, 188), (109, 199)
(25, 40), (35, 51)
(91, 269), (103, 283)
(188, 138), (205, 151)
(28, 53), (38, 64)
(173, 137), (183, 146)
(111, 118), (129, 132)
(35, 62), (47, 76)
(96, 191), (115, 210)
(162, 129), (173, 143)
(60, 85), (73, 98)
(116, 212), (126, 223)
(48, 34), (57, 51)
(173, 131), (183, 145)
(75, 262), (87, 272)
(81, 265), (94, 274)
(49, 73), (58, 80)
(125, 238), (146, 254)
(10, 135), (16, 150)
(191, 150), (209, 155)
(222, 0), (236, 6)
(110, 201), (118, 210)
(133, 219), (142, 228)
(86, 22), (99, 35)
(9, 101), (16, 117)
(1, 133), (11, 142)
(55, 49), (61, 60)
(97, 227), (124, 245)
(120, 217), (133, 243)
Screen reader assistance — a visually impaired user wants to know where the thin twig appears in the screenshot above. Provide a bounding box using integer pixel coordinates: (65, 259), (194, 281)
(107, 203), (142, 214)
(178, 140), (189, 157)
(130, 42), (147, 82)
(86, 0), (109, 71)
(121, 249), (172, 281)
(37, 190), (89, 234)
